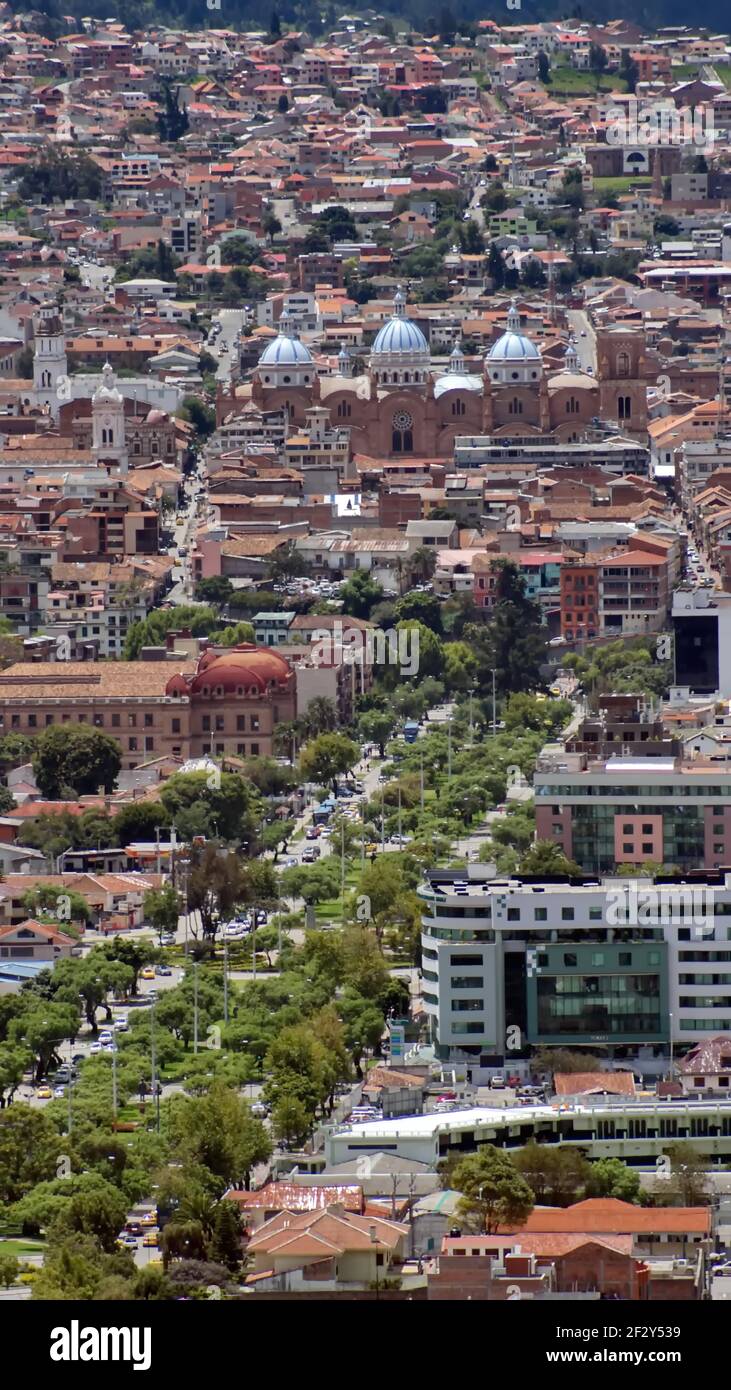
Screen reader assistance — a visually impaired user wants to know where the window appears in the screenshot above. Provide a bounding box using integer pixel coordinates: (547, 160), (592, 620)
(129, 737), (137, 751)
(337, 400), (351, 419)
(534, 907), (547, 921)
(451, 953), (482, 966)
(237, 716), (246, 731)
(561, 908), (574, 922)
(508, 397), (523, 416)
(202, 715), (211, 732)
(392, 409), (413, 454)
(172, 718), (181, 734)
(617, 350), (630, 378)
(618, 395), (632, 420)
(451, 399), (465, 417)
(563, 953), (577, 966)
(619, 952), (632, 966)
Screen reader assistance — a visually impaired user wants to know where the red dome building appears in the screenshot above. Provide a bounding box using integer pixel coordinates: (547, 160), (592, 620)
(186, 645), (296, 760)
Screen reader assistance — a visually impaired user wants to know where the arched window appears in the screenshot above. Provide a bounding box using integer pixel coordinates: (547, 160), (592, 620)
(337, 400), (351, 419)
(508, 397), (523, 416)
(392, 409), (413, 453)
(566, 397), (579, 415)
(404, 372), (410, 383)
(452, 399), (465, 417)
(618, 395), (632, 420)
(617, 351), (630, 378)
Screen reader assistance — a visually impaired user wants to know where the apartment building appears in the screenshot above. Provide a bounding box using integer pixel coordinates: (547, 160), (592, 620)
(418, 864), (731, 1071)
(533, 746), (731, 872)
(0, 645), (296, 767)
(560, 545), (671, 642)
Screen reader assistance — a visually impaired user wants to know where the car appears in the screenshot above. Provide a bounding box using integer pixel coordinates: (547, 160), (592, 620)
(156, 963), (173, 977)
(580, 329), (587, 337)
(139, 1213), (158, 1228)
(36, 1085), (52, 1100)
(305, 826), (319, 839)
(117, 1234), (138, 1249)
(53, 1086), (66, 1099)
(142, 1232), (159, 1248)
(390, 834), (412, 846)
(141, 966), (156, 980)
(98, 1030), (114, 1046)
(89, 1042), (102, 1055)
(160, 933), (176, 947)
(114, 1016), (129, 1032)
(250, 1101), (269, 1118)
(491, 1074), (506, 1089)
(126, 1221), (144, 1236)
(302, 847), (320, 862)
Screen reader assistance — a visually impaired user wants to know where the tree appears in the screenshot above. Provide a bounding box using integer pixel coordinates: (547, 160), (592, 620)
(452, 1147), (534, 1233)
(180, 397), (216, 440)
(271, 1095), (310, 1148)
(585, 1158), (641, 1204)
(406, 546), (438, 587)
(465, 559), (547, 696)
(589, 42), (608, 77)
(619, 48), (638, 94)
(0, 1044), (28, 1109)
(0, 1254), (18, 1289)
(395, 591), (442, 634)
(144, 884), (181, 941)
(358, 710), (395, 757)
(167, 1081), (272, 1190)
(17, 150), (102, 202)
(533, 1048), (603, 1078)
(277, 93), (289, 113)
(32, 725), (122, 799)
(340, 570), (384, 619)
(160, 770), (261, 845)
(194, 576), (234, 606)
(0, 1105), (62, 1203)
(53, 1186), (129, 1254)
(209, 1199), (242, 1269)
(302, 697), (338, 738)
(664, 1142), (710, 1206)
(113, 801), (171, 847)
(513, 1141), (591, 1207)
(299, 733), (360, 794)
(537, 50), (550, 83)
(519, 841), (583, 879)
(270, 8), (281, 36)
(156, 79), (189, 142)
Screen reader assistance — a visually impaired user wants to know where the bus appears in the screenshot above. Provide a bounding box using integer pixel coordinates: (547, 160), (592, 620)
(403, 720), (420, 743)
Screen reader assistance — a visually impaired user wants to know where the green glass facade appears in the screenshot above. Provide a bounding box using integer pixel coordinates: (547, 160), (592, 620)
(569, 803), (706, 873)
(526, 940), (669, 1045)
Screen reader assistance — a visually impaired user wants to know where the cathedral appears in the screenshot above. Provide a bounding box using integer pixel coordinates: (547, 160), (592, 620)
(220, 291), (651, 459)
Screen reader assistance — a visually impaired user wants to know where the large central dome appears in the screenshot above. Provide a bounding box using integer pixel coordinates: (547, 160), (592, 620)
(370, 287), (430, 386)
(256, 308), (315, 387)
(487, 299), (542, 385)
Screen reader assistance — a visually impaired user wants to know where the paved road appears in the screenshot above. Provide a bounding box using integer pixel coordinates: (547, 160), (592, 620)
(212, 308), (248, 382)
(566, 309), (597, 374)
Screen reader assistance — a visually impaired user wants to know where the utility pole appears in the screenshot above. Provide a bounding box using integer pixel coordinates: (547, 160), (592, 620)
(193, 962), (199, 1054)
(419, 749), (424, 815)
(447, 713), (452, 778)
(111, 1044), (118, 1118)
(252, 912), (257, 982)
(341, 819), (346, 925)
(491, 669), (497, 735)
(398, 783), (402, 842)
(150, 1001), (159, 1133)
(223, 942), (229, 1025)
(67, 1073), (73, 1136)
(380, 787), (385, 852)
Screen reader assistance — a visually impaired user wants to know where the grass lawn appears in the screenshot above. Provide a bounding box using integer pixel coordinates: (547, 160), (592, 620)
(0, 1239), (45, 1258)
(672, 62), (731, 87)
(545, 66), (628, 96)
(592, 176), (652, 196)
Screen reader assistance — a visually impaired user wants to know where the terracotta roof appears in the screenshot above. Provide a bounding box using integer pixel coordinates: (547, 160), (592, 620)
(554, 1071), (636, 1098)
(676, 1034), (731, 1076)
(247, 1206), (407, 1259)
(225, 1184), (362, 1213)
(501, 1199), (710, 1237)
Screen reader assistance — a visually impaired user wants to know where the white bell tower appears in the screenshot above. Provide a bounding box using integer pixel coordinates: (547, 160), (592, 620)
(92, 362), (128, 471)
(32, 300), (67, 421)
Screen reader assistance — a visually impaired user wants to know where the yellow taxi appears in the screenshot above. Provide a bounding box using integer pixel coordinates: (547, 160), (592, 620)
(140, 1212), (157, 1228)
(142, 1232), (159, 1248)
(549, 685), (562, 696)
(36, 1085), (52, 1100)
(141, 966), (156, 980)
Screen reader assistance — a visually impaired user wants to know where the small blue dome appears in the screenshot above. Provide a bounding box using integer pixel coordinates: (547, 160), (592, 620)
(488, 331), (541, 362)
(259, 334), (314, 366)
(371, 317), (429, 356)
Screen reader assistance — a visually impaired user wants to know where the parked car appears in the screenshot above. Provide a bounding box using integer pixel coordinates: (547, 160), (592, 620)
(491, 1073), (506, 1089)
(156, 964), (173, 976)
(114, 1016), (129, 1032)
(98, 1030), (114, 1046)
(53, 1086), (66, 1099)
(89, 1042), (102, 1055)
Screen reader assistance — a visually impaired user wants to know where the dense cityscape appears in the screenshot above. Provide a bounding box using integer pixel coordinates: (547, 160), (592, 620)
(2, 2), (731, 1341)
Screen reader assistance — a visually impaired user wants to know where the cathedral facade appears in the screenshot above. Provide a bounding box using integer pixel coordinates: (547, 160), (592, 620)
(220, 293), (651, 460)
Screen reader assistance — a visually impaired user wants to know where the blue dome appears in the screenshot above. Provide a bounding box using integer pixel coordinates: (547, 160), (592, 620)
(259, 334), (314, 366)
(488, 331), (541, 362)
(371, 317), (428, 356)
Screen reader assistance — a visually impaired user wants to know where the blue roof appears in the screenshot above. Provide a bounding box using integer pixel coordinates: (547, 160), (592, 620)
(259, 334), (314, 366)
(371, 317), (429, 356)
(487, 331), (541, 362)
